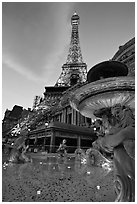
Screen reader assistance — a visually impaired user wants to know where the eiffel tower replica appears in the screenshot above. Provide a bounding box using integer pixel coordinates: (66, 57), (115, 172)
(55, 12), (87, 87)
(42, 12), (87, 109)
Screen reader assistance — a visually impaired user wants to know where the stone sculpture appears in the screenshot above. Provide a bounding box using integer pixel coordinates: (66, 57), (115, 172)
(57, 139), (67, 157)
(93, 104), (135, 201)
(9, 136), (31, 163)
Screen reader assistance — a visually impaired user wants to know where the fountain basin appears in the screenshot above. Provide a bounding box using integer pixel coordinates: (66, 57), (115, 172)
(2, 152), (116, 202)
(70, 76), (135, 118)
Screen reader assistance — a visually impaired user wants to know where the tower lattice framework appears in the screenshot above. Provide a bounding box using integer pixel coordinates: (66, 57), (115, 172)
(55, 12), (87, 87)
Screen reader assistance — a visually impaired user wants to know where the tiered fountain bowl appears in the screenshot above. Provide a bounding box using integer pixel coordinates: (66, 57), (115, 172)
(70, 61), (135, 119)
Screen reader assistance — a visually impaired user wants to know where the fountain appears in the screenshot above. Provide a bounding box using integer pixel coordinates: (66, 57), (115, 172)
(70, 61), (135, 202)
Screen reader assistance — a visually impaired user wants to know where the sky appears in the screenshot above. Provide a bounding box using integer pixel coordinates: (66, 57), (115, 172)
(2, 2), (135, 118)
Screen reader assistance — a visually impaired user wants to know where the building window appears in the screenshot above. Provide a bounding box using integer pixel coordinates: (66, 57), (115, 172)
(59, 113), (62, 122)
(68, 113), (72, 124)
(76, 111), (78, 125)
(86, 118), (91, 127)
(65, 108), (68, 123)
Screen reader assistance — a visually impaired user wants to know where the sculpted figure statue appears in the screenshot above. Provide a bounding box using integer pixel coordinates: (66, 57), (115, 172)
(75, 148), (86, 161)
(57, 139), (68, 164)
(57, 139), (67, 157)
(94, 104), (135, 202)
(9, 137), (31, 163)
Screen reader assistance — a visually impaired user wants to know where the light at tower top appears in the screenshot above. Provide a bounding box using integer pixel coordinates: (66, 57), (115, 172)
(71, 11), (80, 25)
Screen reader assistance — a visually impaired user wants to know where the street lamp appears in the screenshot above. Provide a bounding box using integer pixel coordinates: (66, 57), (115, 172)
(26, 127), (31, 151)
(44, 122), (49, 151)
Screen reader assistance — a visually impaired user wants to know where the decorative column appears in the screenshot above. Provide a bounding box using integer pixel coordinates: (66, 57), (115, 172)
(77, 112), (80, 126)
(65, 107), (68, 123)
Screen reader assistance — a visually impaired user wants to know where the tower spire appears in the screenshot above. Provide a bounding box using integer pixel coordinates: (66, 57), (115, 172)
(55, 12), (87, 87)
(66, 11), (83, 64)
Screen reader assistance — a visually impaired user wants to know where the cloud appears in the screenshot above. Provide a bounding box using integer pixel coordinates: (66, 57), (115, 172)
(2, 2), (76, 85)
(2, 55), (38, 81)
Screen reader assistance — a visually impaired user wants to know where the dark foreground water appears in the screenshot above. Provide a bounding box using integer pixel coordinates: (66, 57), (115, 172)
(2, 154), (116, 202)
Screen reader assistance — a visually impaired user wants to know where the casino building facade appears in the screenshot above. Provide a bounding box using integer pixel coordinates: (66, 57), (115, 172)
(112, 37), (135, 76)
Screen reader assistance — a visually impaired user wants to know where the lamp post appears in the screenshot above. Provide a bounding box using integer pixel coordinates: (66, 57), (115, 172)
(26, 127), (31, 151)
(44, 122), (49, 151)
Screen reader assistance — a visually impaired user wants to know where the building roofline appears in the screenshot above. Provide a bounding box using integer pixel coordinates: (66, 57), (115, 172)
(112, 37), (135, 60)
